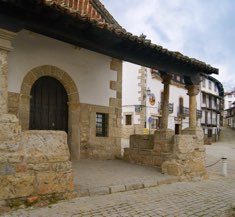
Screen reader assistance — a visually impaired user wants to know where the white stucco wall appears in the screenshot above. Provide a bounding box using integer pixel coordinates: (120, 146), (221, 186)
(224, 93), (235, 110)
(201, 77), (219, 96)
(8, 30), (116, 106)
(122, 63), (202, 131)
(122, 62), (140, 106)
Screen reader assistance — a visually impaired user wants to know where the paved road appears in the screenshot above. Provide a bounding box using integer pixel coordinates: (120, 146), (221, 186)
(2, 175), (234, 217)
(206, 127), (235, 177)
(1, 127), (235, 217)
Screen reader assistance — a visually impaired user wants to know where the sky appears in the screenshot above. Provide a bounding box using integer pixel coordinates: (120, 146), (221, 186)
(102, 0), (235, 91)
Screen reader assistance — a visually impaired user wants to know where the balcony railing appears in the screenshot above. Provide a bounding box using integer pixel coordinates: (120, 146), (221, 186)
(178, 107), (202, 119)
(158, 102), (174, 114)
(197, 110), (202, 118)
(178, 106), (189, 117)
(201, 118), (217, 125)
(201, 102), (222, 111)
(225, 107), (235, 118)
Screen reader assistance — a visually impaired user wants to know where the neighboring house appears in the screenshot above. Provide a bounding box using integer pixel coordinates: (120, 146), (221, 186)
(200, 75), (224, 144)
(224, 90), (235, 110)
(122, 63), (224, 146)
(122, 64), (197, 137)
(224, 90), (235, 128)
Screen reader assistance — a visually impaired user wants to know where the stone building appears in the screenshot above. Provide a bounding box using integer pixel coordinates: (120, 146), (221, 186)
(0, 0), (219, 207)
(2, 0), (123, 161)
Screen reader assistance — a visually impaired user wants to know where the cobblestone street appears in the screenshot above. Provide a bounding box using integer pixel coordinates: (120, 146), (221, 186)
(1, 175), (235, 217)
(1, 127), (235, 217)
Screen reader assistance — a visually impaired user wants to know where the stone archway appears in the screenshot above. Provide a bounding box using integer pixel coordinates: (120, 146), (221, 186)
(19, 65), (80, 160)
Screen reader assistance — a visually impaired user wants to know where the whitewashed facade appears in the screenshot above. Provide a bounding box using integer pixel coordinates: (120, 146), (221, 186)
(224, 90), (235, 128)
(7, 30), (122, 160)
(122, 62), (224, 145)
(200, 76), (224, 143)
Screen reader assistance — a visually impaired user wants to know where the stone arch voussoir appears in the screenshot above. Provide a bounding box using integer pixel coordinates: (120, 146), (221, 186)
(20, 65), (79, 102)
(19, 65), (80, 160)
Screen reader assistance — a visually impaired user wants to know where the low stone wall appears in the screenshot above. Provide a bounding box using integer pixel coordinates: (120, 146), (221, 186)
(130, 135), (154, 149)
(161, 128), (208, 180)
(0, 129), (74, 210)
(124, 135), (161, 167)
(124, 148), (162, 167)
(124, 128), (208, 180)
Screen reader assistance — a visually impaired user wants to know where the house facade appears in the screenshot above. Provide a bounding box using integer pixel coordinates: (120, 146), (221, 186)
(122, 63), (224, 147)
(2, 0), (123, 161)
(200, 76), (224, 143)
(8, 30), (122, 160)
(224, 90), (235, 128)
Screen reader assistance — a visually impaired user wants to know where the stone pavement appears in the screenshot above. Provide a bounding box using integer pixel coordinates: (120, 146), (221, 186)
(1, 174), (234, 217)
(72, 160), (178, 197)
(206, 127), (235, 178)
(1, 127), (235, 217)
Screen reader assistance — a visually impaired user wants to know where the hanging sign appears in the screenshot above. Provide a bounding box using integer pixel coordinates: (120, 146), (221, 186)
(149, 93), (156, 106)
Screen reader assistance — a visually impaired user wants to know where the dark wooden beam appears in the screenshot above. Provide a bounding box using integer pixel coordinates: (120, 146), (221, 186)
(0, 1), (218, 77)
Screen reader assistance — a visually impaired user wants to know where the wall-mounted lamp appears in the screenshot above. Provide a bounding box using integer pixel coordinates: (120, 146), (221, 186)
(147, 87), (151, 96)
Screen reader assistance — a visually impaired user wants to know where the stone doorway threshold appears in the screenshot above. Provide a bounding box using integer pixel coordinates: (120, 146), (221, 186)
(72, 159), (179, 197)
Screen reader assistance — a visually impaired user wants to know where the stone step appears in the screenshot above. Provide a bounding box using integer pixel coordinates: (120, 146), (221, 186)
(75, 176), (179, 197)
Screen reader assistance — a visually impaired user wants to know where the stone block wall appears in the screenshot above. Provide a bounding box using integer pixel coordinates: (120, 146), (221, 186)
(79, 58), (122, 159)
(123, 134), (162, 167)
(130, 134), (154, 149)
(0, 129), (74, 209)
(8, 92), (19, 117)
(122, 124), (147, 139)
(79, 103), (121, 159)
(124, 128), (208, 180)
(161, 128), (208, 180)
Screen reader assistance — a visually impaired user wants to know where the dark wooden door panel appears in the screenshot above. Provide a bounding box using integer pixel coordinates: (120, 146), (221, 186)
(30, 76), (68, 132)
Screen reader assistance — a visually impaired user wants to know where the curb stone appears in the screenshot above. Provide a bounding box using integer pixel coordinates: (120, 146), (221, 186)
(77, 177), (179, 197)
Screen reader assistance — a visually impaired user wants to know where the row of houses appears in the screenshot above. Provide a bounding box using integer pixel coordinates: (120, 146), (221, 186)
(122, 62), (224, 146)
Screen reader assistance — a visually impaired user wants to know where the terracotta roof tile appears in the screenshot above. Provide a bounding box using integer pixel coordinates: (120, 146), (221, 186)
(44, 0), (119, 26)
(43, 0), (218, 74)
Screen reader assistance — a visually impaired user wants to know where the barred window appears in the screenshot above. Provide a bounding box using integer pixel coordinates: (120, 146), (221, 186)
(96, 113), (108, 137)
(125, 115), (132, 125)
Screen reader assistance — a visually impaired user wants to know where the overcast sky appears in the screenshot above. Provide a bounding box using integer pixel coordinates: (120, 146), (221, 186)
(102, 0), (235, 91)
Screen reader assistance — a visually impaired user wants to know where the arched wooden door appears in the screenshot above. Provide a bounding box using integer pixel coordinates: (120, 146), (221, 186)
(30, 76), (68, 132)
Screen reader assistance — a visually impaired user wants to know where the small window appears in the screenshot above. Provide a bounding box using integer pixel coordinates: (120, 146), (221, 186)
(209, 81), (212, 90)
(96, 113), (108, 137)
(202, 78), (206, 88)
(203, 94), (206, 104)
(214, 83), (217, 92)
(208, 129), (212, 138)
(125, 115), (132, 125)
